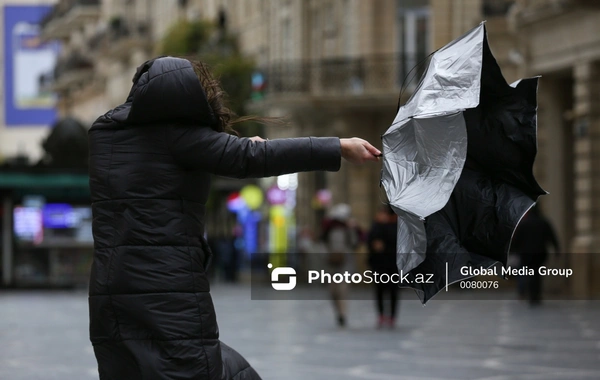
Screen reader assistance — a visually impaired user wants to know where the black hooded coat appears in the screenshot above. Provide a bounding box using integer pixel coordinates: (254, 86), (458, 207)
(88, 57), (341, 379)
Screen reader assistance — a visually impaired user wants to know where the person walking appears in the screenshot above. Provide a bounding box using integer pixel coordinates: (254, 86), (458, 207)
(367, 205), (399, 328)
(88, 56), (381, 379)
(322, 203), (360, 327)
(511, 206), (559, 306)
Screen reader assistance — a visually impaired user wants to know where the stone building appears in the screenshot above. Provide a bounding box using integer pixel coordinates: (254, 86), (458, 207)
(510, 0), (600, 297)
(39, 0), (198, 126)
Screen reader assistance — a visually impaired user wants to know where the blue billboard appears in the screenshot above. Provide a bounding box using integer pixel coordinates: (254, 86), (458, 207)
(4, 5), (59, 126)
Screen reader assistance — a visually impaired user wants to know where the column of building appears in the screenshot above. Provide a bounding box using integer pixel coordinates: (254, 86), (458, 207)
(571, 61), (600, 297)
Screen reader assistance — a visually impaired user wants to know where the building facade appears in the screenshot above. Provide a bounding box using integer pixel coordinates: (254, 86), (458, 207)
(510, 0), (600, 297)
(38, 0), (193, 127)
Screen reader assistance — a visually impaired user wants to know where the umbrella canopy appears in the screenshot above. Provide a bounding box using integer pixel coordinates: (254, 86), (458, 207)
(381, 22), (546, 304)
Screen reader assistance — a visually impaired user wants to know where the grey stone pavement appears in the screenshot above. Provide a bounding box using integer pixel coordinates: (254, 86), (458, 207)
(1, 284), (600, 380)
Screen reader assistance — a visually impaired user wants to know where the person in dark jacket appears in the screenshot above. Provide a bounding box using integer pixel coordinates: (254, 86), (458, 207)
(511, 206), (559, 306)
(88, 56), (381, 380)
(322, 203), (359, 327)
(367, 205), (399, 328)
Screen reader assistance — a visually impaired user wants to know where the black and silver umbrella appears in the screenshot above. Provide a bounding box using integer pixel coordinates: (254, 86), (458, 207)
(381, 22), (546, 304)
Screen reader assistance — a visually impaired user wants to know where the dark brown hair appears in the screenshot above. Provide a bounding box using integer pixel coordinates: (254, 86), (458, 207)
(190, 60), (284, 135)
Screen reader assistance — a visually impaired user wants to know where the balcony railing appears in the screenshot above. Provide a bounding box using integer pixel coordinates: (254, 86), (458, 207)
(40, 0), (101, 40)
(512, 0), (600, 25)
(256, 54), (426, 98)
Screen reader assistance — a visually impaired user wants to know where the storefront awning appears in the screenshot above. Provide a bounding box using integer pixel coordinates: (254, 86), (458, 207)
(0, 172), (89, 189)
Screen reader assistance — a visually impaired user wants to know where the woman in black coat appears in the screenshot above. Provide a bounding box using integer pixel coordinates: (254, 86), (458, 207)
(88, 56), (380, 380)
(367, 205), (399, 328)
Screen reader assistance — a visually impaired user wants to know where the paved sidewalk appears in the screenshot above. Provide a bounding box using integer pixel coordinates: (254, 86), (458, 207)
(1, 285), (599, 379)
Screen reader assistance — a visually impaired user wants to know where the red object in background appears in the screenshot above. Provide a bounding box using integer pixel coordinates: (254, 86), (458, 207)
(227, 192), (240, 202)
(226, 192), (247, 213)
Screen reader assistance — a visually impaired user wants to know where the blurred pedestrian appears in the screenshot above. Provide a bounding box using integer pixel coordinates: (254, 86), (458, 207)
(297, 226), (318, 275)
(368, 205), (399, 328)
(323, 203), (360, 327)
(511, 206), (559, 306)
(88, 56), (381, 380)
(207, 234), (239, 283)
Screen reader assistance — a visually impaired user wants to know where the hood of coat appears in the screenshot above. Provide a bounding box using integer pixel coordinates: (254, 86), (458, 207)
(109, 56), (217, 126)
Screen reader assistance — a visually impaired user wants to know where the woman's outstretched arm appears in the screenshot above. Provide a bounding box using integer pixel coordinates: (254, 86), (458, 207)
(168, 125), (380, 178)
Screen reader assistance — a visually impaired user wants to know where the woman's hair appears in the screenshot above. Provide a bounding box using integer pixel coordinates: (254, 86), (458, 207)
(190, 60), (283, 135)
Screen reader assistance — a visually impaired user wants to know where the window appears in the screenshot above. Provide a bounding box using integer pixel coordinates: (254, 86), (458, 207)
(311, 9), (321, 59)
(397, 4), (430, 86)
(323, 2), (336, 56)
(281, 18), (292, 60)
(342, 0), (354, 55)
(324, 2), (335, 36)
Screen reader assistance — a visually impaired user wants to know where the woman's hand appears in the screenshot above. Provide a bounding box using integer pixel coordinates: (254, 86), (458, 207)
(340, 138), (382, 164)
(250, 136), (267, 142)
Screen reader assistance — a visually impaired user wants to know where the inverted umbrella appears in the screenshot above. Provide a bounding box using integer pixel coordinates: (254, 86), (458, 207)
(381, 22), (546, 304)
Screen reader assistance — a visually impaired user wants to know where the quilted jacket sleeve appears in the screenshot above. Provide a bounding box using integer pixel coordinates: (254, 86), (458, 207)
(168, 125), (341, 178)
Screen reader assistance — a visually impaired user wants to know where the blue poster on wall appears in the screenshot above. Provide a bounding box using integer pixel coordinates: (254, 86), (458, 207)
(4, 5), (59, 126)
